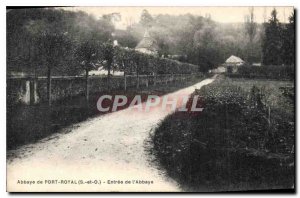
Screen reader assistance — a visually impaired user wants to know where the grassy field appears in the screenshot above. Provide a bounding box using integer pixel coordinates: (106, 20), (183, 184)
(7, 75), (205, 150)
(227, 77), (294, 117)
(151, 75), (294, 192)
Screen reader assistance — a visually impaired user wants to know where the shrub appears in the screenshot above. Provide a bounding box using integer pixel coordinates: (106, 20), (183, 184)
(152, 78), (294, 191)
(228, 65), (294, 80)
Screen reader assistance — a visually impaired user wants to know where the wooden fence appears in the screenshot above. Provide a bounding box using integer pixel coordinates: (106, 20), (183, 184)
(7, 73), (200, 106)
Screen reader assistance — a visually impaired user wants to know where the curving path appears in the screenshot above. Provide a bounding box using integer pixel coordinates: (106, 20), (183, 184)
(7, 76), (216, 192)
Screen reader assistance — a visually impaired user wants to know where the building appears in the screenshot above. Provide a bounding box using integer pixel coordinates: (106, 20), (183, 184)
(135, 30), (159, 56)
(224, 55), (245, 73)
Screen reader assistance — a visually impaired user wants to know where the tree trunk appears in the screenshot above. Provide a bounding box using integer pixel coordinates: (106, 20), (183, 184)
(29, 79), (35, 105)
(172, 73), (174, 83)
(136, 72), (139, 89)
(136, 65), (139, 89)
(107, 60), (111, 91)
(85, 67), (89, 104)
(123, 61), (126, 91)
(165, 75), (168, 85)
(146, 74), (149, 88)
(47, 67), (52, 106)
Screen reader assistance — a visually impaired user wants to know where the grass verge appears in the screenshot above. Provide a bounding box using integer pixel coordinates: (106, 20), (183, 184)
(151, 75), (294, 192)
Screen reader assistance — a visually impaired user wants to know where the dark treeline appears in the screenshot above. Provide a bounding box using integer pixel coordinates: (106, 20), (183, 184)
(7, 8), (198, 77)
(262, 9), (295, 66)
(118, 8), (295, 71)
(121, 10), (264, 72)
(7, 8), (114, 76)
(7, 8), (200, 105)
(7, 8), (295, 76)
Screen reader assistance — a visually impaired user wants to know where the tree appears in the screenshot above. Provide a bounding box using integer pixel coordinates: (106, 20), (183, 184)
(101, 40), (115, 90)
(140, 9), (154, 28)
(154, 36), (170, 57)
(102, 12), (121, 28)
(281, 12), (295, 65)
(113, 29), (139, 48)
(75, 34), (102, 102)
(7, 8), (114, 76)
(192, 24), (223, 72)
(245, 7), (257, 64)
(26, 18), (72, 105)
(262, 9), (283, 65)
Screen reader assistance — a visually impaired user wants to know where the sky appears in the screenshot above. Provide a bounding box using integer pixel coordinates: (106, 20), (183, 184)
(63, 6), (294, 30)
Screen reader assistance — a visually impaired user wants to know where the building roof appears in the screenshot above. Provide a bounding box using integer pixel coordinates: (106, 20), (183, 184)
(225, 55), (244, 64)
(135, 30), (159, 52)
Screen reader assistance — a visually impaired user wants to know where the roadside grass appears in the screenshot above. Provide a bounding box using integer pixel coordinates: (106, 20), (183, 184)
(151, 75), (294, 192)
(7, 75), (205, 151)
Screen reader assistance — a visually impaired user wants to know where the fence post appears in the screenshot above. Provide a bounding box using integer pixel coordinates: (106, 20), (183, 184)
(165, 75), (168, 85)
(47, 67), (52, 106)
(85, 68), (89, 104)
(29, 78), (35, 105)
(106, 58), (113, 92)
(123, 61), (127, 91)
(124, 72), (127, 91)
(146, 74), (149, 88)
(137, 74), (140, 89)
(136, 66), (140, 89)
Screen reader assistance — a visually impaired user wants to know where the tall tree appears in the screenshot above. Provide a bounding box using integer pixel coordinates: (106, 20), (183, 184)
(101, 40), (115, 90)
(140, 9), (154, 28)
(192, 23), (223, 72)
(26, 17), (72, 105)
(102, 12), (121, 28)
(75, 33), (102, 103)
(262, 9), (282, 65)
(281, 12), (295, 65)
(245, 7), (257, 64)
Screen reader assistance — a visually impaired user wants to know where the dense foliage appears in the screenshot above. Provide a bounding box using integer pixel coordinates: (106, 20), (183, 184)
(7, 8), (198, 76)
(124, 9), (265, 71)
(7, 8), (295, 75)
(229, 65), (294, 80)
(123, 8), (294, 71)
(152, 76), (294, 191)
(262, 9), (295, 65)
(7, 8), (114, 75)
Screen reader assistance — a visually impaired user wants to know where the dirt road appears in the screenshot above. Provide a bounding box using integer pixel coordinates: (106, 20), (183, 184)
(7, 76), (216, 192)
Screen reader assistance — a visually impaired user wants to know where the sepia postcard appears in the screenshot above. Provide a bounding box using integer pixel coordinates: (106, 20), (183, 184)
(6, 6), (295, 192)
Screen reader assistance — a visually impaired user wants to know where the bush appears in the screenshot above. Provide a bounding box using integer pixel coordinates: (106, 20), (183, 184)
(114, 47), (198, 75)
(228, 65), (294, 80)
(152, 78), (294, 191)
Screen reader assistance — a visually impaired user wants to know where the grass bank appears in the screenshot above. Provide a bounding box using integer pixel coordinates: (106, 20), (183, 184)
(151, 75), (294, 192)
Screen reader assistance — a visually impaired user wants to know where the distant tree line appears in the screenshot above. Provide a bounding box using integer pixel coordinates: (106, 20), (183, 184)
(7, 8), (198, 77)
(121, 8), (295, 71)
(262, 9), (295, 66)
(7, 8), (199, 105)
(7, 8), (114, 76)
(7, 7), (295, 78)
(122, 9), (265, 72)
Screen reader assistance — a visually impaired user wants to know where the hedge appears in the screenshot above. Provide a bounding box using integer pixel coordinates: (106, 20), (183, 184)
(227, 65), (294, 80)
(113, 47), (199, 75)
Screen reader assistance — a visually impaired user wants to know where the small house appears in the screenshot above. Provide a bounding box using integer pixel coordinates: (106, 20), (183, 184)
(224, 55), (245, 73)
